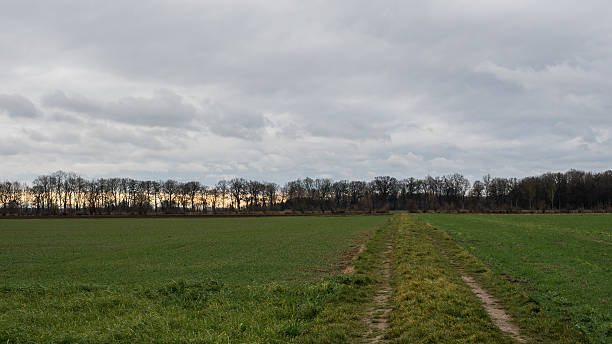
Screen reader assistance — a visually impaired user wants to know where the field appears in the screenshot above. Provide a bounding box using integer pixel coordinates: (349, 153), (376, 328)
(420, 213), (612, 343)
(0, 216), (389, 343)
(1, 214), (610, 343)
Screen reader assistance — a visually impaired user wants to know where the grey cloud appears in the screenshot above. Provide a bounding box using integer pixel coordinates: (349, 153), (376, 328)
(86, 125), (168, 151)
(0, 138), (25, 156)
(206, 104), (266, 140)
(0, 94), (39, 118)
(42, 89), (268, 139)
(1, 1), (612, 182)
(42, 89), (200, 128)
(42, 91), (102, 114)
(21, 128), (50, 142)
(105, 90), (199, 128)
(47, 111), (87, 125)
(302, 115), (392, 141)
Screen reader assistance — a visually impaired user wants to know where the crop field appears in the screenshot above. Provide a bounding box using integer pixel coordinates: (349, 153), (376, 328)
(420, 213), (612, 343)
(1, 214), (610, 343)
(0, 216), (389, 343)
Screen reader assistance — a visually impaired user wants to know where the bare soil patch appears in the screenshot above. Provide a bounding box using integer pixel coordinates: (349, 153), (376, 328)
(343, 244), (365, 274)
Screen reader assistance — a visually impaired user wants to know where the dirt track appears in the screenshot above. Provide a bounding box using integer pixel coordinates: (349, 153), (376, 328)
(362, 242), (393, 343)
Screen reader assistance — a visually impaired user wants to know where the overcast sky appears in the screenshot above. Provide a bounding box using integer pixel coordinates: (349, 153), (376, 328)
(1, 1), (611, 184)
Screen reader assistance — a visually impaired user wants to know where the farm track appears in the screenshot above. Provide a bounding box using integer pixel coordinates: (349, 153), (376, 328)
(362, 238), (393, 343)
(426, 225), (528, 343)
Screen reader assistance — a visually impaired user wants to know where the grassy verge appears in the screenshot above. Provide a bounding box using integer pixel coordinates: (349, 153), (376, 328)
(0, 279), (369, 343)
(389, 214), (512, 343)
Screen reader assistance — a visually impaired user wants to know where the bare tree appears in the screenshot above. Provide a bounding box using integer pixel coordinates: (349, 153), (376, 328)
(217, 180), (228, 210)
(229, 178), (247, 211)
(162, 180), (179, 211)
(264, 183), (278, 210)
(198, 184), (208, 213)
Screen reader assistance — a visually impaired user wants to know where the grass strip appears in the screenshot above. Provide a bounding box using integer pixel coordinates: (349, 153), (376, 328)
(389, 214), (513, 343)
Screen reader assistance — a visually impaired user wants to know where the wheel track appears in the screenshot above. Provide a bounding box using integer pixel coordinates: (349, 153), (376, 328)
(362, 240), (393, 343)
(425, 225), (528, 343)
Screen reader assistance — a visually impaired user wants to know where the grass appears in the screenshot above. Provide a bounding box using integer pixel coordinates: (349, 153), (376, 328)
(0, 216), (387, 286)
(388, 214), (514, 343)
(3, 213), (607, 343)
(420, 213), (611, 344)
(0, 216), (389, 343)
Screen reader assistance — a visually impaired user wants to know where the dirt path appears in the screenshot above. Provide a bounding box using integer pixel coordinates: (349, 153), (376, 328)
(426, 228), (528, 343)
(460, 275), (527, 343)
(362, 242), (393, 343)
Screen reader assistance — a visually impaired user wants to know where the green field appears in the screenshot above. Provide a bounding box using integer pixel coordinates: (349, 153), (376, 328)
(0, 217), (389, 286)
(1, 214), (610, 343)
(420, 213), (612, 343)
(0, 216), (389, 343)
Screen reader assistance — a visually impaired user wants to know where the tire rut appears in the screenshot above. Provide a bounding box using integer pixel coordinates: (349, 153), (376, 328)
(362, 242), (393, 343)
(426, 228), (528, 343)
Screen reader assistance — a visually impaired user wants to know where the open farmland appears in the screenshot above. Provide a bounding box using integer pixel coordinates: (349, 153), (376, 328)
(0, 216), (388, 343)
(0, 214), (608, 343)
(420, 213), (612, 343)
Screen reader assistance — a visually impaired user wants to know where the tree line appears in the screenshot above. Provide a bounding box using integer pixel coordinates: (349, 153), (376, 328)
(1, 169), (611, 216)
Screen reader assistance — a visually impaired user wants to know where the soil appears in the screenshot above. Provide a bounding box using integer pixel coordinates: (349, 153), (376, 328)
(362, 242), (393, 343)
(461, 275), (527, 343)
(343, 244), (365, 274)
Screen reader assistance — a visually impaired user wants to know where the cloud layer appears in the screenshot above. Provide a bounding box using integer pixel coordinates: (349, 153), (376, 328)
(1, 0), (611, 183)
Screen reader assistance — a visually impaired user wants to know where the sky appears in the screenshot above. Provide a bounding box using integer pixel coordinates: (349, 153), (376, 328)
(1, 0), (611, 184)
